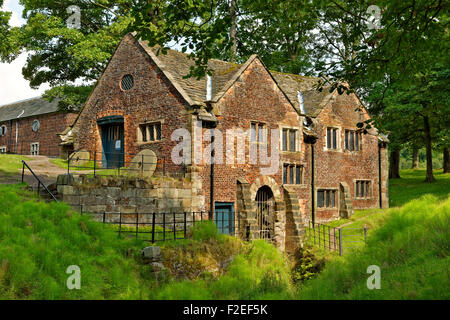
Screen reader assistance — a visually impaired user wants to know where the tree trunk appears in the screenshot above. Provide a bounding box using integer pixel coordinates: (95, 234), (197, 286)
(411, 147), (419, 169)
(443, 147), (450, 173)
(229, 0), (237, 62)
(423, 116), (435, 182)
(389, 148), (401, 179)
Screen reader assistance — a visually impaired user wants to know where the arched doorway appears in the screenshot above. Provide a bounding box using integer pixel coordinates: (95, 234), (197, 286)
(255, 186), (275, 240)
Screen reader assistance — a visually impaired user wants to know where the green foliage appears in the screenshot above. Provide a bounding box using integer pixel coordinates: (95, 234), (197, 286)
(291, 246), (325, 283)
(155, 240), (295, 300)
(297, 195), (450, 299)
(190, 221), (218, 241)
(0, 184), (152, 299)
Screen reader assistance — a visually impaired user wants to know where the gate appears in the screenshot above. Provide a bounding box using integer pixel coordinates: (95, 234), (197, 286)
(255, 186), (275, 240)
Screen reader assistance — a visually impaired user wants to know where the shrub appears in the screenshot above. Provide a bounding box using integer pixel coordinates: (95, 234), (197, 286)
(190, 221), (218, 241)
(291, 245), (325, 283)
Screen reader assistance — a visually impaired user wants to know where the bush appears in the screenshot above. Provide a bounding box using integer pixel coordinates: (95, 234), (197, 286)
(291, 246), (325, 283)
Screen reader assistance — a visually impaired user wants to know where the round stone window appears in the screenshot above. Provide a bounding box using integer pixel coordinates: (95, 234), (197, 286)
(32, 119), (40, 132)
(121, 74), (134, 91)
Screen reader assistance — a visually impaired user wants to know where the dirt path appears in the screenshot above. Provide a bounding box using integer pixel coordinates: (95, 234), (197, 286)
(1, 155), (89, 187)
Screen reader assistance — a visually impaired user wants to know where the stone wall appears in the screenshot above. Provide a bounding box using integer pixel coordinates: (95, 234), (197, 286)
(56, 173), (205, 222)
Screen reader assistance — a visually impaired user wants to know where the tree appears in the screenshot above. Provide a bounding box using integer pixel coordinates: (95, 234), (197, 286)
(0, 0), (136, 111)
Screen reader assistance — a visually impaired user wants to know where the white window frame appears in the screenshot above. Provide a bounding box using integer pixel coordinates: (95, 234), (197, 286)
(315, 187), (339, 209)
(137, 120), (163, 144)
(354, 179), (373, 199)
(30, 142), (39, 156)
(0, 146), (6, 153)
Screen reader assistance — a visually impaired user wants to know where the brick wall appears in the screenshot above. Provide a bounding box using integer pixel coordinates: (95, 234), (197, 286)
(74, 34), (189, 173)
(0, 112), (77, 157)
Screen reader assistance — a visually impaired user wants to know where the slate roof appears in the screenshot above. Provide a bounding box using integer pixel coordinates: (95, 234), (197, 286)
(0, 97), (60, 122)
(138, 38), (333, 117)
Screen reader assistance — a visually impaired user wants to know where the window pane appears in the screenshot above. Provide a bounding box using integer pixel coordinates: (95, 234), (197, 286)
(289, 166), (294, 184)
(332, 129), (337, 149)
(251, 123), (257, 142)
(331, 191), (335, 207)
(282, 129), (288, 151)
(327, 128), (331, 149)
(360, 181), (365, 197)
(355, 132), (359, 151)
(350, 132), (354, 151)
(141, 126), (147, 142)
(283, 165), (288, 184)
(345, 131), (349, 149)
(317, 191), (324, 208)
(149, 124), (155, 141)
(366, 181), (370, 197)
(356, 182), (360, 197)
(289, 130), (296, 151)
(258, 124), (264, 143)
(326, 190), (331, 207)
(156, 123), (162, 140)
(295, 166), (301, 184)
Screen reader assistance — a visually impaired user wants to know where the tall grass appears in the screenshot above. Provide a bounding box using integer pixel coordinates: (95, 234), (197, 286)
(0, 184), (153, 299)
(297, 195), (450, 299)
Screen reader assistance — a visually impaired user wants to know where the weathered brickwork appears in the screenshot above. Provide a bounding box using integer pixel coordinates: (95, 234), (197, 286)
(0, 112), (77, 157)
(74, 35), (189, 173)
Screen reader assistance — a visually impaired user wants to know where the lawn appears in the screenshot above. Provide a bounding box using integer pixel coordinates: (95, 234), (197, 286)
(0, 154), (32, 176)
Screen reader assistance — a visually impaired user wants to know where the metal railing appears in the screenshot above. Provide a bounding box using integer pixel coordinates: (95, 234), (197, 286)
(21, 160), (58, 202)
(306, 222), (368, 256)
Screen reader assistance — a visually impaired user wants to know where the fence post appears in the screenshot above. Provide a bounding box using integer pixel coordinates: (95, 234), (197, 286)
(119, 211), (122, 237)
(318, 224), (321, 247)
(313, 223), (316, 244)
(173, 212), (176, 240)
(323, 225), (326, 250)
(94, 151), (97, 177)
(67, 151), (70, 176)
(364, 227), (367, 244)
(151, 213), (155, 243)
(136, 213), (139, 239)
(183, 212), (187, 239)
(163, 213), (166, 241)
(103, 211), (105, 224)
(328, 226), (331, 250)
(21, 162), (25, 182)
(338, 228), (342, 256)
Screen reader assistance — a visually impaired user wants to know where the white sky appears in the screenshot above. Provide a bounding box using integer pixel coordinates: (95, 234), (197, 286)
(0, 0), (49, 106)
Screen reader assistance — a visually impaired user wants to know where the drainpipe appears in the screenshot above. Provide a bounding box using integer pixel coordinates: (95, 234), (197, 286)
(16, 110), (24, 153)
(378, 143), (382, 208)
(209, 127), (216, 220)
(311, 142), (315, 225)
(8, 120), (12, 152)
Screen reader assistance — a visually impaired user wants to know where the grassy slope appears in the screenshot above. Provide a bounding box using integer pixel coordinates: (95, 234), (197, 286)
(298, 169), (450, 299)
(0, 154), (32, 177)
(0, 184), (154, 299)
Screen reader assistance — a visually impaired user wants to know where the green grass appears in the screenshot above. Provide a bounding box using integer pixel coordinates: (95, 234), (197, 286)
(0, 154), (32, 176)
(297, 194), (450, 299)
(389, 169), (450, 207)
(0, 183), (155, 299)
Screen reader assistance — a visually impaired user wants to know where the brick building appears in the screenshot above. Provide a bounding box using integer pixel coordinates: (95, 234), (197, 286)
(69, 33), (389, 251)
(0, 97), (77, 157)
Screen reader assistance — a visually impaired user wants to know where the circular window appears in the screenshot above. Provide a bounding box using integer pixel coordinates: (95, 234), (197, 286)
(32, 119), (40, 132)
(121, 74), (134, 91)
(0, 125), (6, 136)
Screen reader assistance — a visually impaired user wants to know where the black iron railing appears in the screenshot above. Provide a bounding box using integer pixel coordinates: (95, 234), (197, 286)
(306, 221), (368, 256)
(21, 160), (58, 202)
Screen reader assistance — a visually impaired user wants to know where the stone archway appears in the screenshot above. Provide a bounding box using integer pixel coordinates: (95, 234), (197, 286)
(249, 176), (286, 251)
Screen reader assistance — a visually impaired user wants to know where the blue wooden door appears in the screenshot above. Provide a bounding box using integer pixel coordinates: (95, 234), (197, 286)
(215, 203), (235, 235)
(101, 124), (124, 168)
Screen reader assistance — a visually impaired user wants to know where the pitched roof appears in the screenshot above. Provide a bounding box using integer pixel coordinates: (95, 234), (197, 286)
(137, 37), (332, 117)
(0, 97), (60, 123)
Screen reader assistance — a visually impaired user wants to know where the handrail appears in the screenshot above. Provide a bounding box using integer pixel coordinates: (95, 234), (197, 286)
(21, 160), (58, 202)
